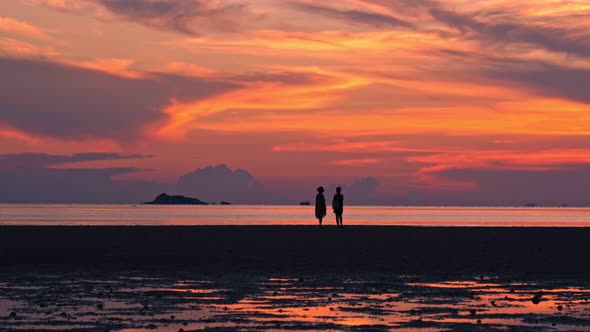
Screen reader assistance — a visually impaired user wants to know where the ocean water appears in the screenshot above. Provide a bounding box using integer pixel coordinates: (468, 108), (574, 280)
(0, 204), (589, 226)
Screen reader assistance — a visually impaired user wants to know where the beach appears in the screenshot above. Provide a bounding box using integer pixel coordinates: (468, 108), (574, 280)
(1, 226), (590, 275)
(1, 226), (590, 331)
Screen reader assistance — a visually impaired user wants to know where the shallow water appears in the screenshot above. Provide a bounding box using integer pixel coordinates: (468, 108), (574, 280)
(1, 204), (590, 226)
(1, 271), (589, 331)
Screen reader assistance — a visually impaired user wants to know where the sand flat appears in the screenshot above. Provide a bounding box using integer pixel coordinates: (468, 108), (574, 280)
(1, 226), (589, 275)
(2, 226), (590, 331)
(1, 271), (589, 331)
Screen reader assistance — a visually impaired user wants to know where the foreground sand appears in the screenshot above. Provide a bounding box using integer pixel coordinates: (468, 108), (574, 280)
(1, 226), (590, 275)
(2, 271), (590, 331)
(1, 226), (590, 331)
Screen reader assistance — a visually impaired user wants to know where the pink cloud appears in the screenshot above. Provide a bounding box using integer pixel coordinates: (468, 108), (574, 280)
(0, 17), (47, 39)
(332, 158), (380, 166)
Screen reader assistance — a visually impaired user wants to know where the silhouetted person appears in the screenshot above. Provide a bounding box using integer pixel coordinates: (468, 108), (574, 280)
(333, 187), (344, 227)
(315, 186), (326, 226)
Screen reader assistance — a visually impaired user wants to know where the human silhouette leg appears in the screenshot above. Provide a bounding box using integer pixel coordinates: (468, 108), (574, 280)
(335, 210), (343, 227)
(319, 217), (323, 226)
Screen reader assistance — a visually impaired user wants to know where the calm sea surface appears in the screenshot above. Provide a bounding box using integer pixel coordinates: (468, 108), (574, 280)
(0, 204), (588, 226)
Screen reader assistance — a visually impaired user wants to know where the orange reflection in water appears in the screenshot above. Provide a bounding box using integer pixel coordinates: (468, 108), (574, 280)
(5, 204), (590, 226)
(3, 274), (590, 331)
(409, 280), (590, 329)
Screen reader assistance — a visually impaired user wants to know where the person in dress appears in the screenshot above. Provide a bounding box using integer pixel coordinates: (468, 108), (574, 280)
(332, 187), (344, 227)
(315, 186), (326, 226)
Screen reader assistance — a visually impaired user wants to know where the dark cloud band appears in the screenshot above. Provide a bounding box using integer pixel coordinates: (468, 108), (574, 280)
(0, 58), (238, 140)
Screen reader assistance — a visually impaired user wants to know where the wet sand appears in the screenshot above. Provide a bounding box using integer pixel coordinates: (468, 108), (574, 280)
(2, 226), (590, 331)
(1, 226), (590, 276)
(1, 271), (590, 331)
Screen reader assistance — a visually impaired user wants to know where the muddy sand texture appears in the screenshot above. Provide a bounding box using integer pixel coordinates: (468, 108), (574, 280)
(2, 272), (590, 331)
(1, 226), (589, 275)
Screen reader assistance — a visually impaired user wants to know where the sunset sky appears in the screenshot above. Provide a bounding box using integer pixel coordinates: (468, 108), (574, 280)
(1, 0), (590, 205)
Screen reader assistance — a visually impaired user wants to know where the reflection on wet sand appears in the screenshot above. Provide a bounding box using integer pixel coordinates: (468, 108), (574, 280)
(1, 272), (589, 331)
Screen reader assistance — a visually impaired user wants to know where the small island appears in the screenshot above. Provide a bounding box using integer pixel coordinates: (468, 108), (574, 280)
(143, 193), (208, 205)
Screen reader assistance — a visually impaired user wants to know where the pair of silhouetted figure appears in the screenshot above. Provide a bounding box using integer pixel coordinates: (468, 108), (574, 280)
(315, 186), (344, 227)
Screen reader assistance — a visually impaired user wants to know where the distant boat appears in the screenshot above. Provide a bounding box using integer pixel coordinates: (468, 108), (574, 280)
(220, 201), (231, 205)
(299, 201), (310, 206)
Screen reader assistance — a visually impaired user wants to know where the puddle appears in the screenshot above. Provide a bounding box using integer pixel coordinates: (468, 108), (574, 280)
(0, 273), (588, 331)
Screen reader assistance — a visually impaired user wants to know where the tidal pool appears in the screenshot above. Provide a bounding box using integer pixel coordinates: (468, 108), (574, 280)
(0, 271), (589, 331)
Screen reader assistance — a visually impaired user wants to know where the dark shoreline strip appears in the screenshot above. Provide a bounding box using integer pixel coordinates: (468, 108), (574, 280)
(1, 226), (589, 275)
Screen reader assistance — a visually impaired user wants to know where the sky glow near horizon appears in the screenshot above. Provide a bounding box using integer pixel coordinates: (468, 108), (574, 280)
(1, 0), (590, 205)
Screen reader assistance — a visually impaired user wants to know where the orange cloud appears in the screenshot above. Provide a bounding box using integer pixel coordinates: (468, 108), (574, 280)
(0, 126), (40, 144)
(28, 0), (93, 13)
(407, 146), (590, 192)
(0, 37), (58, 57)
(155, 67), (368, 139)
(333, 158), (380, 166)
(163, 62), (217, 77)
(73, 58), (142, 79)
(409, 148), (590, 186)
(0, 17), (47, 39)
(273, 141), (439, 153)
